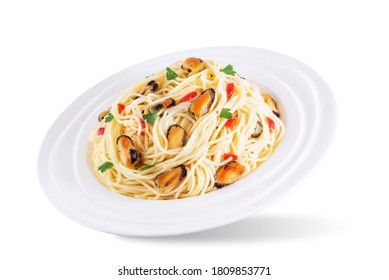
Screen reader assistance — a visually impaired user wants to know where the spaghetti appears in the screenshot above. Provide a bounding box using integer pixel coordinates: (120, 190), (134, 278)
(89, 58), (285, 199)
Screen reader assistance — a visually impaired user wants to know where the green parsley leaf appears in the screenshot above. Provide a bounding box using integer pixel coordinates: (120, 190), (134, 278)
(220, 108), (232, 119)
(142, 110), (160, 124)
(137, 164), (155, 171)
(104, 113), (114, 123)
(166, 67), (178, 80)
(220, 64), (236, 75)
(98, 161), (113, 173)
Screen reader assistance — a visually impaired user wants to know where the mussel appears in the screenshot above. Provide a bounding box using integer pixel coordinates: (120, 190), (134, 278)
(116, 135), (142, 169)
(262, 94), (280, 117)
(251, 120), (263, 138)
(141, 80), (159, 94)
(188, 88), (215, 119)
(167, 124), (187, 149)
(149, 98), (176, 114)
(181, 57), (205, 76)
(98, 108), (110, 122)
(215, 161), (245, 188)
(154, 165), (187, 188)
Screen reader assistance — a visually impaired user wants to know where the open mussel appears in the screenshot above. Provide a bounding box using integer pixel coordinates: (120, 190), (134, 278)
(215, 161), (245, 188)
(188, 88), (215, 120)
(154, 165), (187, 189)
(116, 135), (142, 169)
(262, 94), (280, 118)
(149, 98), (176, 114)
(167, 124), (187, 149)
(181, 57), (205, 76)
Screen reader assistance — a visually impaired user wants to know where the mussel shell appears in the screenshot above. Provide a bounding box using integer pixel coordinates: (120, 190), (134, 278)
(262, 94), (280, 118)
(251, 120), (263, 138)
(167, 124), (188, 149)
(98, 108), (110, 122)
(188, 88), (215, 119)
(116, 135), (141, 169)
(154, 165), (187, 188)
(145, 80), (159, 93)
(215, 161), (245, 188)
(181, 57), (205, 76)
(149, 98), (176, 114)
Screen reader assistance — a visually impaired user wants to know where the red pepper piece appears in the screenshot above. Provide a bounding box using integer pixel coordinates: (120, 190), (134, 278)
(224, 111), (239, 128)
(224, 117), (238, 128)
(223, 153), (238, 161)
(140, 119), (146, 128)
(118, 103), (125, 114)
(226, 83), (234, 99)
(97, 127), (105, 135)
(267, 117), (275, 131)
(180, 91), (198, 103)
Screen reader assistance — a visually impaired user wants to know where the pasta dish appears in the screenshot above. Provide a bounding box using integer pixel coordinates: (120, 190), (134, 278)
(89, 58), (285, 199)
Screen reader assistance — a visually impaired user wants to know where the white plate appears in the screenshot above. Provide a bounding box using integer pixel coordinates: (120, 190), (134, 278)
(38, 47), (336, 237)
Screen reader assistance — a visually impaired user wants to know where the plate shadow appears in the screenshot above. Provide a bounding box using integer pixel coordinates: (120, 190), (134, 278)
(116, 214), (346, 243)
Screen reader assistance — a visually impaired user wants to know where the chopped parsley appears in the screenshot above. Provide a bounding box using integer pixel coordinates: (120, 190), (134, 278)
(166, 67), (178, 80)
(137, 164), (155, 171)
(142, 110), (160, 124)
(98, 161), (113, 173)
(220, 108), (232, 119)
(104, 113), (114, 123)
(220, 64), (236, 75)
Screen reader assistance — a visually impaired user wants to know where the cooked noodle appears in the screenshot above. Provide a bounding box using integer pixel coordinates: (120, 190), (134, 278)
(89, 59), (285, 199)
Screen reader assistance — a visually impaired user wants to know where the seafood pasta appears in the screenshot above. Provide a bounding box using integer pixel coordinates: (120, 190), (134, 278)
(90, 58), (285, 199)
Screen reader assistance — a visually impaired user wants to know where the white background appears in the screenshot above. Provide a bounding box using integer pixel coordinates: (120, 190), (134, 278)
(1, 0), (388, 279)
